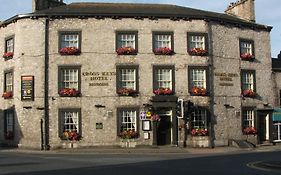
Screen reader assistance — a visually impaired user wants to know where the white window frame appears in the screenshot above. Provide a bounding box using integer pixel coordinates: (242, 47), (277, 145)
(61, 33), (79, 48)
(240, 41), (253, 55)
(120, 68), (136, 90)
(154, 34), (172, 49)
(242, 71), (254, 90)
(62, 111), (80, 132)
(6, 38), (14, 53)
(155, 68), (172, 89)
(242, 109), (255, 128)
(119, 109), (137, 132)
(5, 72), (13, 92)
(191, 69), (206, 88)
(189, 35), (205, 49)
(5, 110), (14, 132)
(117, 34), (136, 49)
(191, 108), (207, 129)
(62, 68), (79, 89)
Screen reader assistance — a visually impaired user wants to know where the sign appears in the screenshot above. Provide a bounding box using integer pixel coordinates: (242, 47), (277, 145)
(214, 72), (238, 86)
(82, 71), (116, 87)
(140, 111), (146, 120)
(21, 76), (34, 101)
(146, 111), (152, 119)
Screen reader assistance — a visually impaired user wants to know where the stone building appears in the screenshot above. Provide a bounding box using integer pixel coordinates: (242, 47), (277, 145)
(0, 0), (277, 150)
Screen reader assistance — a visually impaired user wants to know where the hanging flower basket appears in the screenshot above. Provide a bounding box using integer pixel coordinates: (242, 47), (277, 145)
(188, 48), (207, 56)
(117, 88), (138, 96)
(154, 47), (174, 55)
(3, 52), (13, 60)
(62, 131), (82, 141)
(153, 88), (173, 95)
(59, 88), (80, 97)
(116, 47), (137, 55)
(243, 127), (257, 135)
(191, 128), (208, 136)
(242, 89), (255, 98)
(241, 53), (255, 61)
(2, 91), (13, 99)
(151, 114), (160, 122)
(4, 131), (14, 140)
(191, 86), (207, 96)
(59, 47), (81, 55)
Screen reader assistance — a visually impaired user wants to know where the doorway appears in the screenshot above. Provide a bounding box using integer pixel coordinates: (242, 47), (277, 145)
(156, 109), (172, 145)
(273, 122), (281, 142)
(258, 114), (270, 143)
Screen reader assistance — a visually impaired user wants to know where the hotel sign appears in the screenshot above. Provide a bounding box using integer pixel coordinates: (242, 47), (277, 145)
(21, 76), (34, 101)
(82, 71), (116, 86)
(214, 72), (238, 86)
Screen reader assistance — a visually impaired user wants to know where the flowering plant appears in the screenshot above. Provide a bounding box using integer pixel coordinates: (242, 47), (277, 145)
(59, 88), (80, 97)
(153, 88), (173, 95)
(241, 53), (255, 61)
(119, 129), (138, 139)
(242, 89), (255, 97)
(191, 128), (208, 136)
(116, 47), (137, 55)
(188, 48), (207, 56)
(151, 114), (160, 122)
(62, 130), (81, 141)
(59, 47), (80, 55)
(243, 127), (257, 135)
(2, 91), (13, 99)
(4, 131), (14, 140)
(3, 52), (13, 60)
(117, 88), (138, 96)
(154, 47), (174, 55)
(191, 86), (207, 96)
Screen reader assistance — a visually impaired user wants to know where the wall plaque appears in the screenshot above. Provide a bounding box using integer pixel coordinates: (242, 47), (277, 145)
(21, 76), (34, 101)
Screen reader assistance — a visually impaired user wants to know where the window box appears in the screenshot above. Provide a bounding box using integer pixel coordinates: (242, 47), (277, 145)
(243, 127), (257, 135)
(2, 91), (13, 99)
(117, 88), (138, 96)
(241, 53), (255, 61)
(59, 47), (80, 55)
(119, 129), (139, 139)
(4, 131), (14, 140)
(62, 130), (82, 141)
(3, 52), (13, 60)
(59, 88), (80, 97)
(153, 88), (173, 95)
(242, 89), (255, 98)
(116, 47), (137, 55)
(191, 86), (207, 96)
(188, 48), (207, 56)
(154, 47), (174, 55)
(191, 128), (208, 136)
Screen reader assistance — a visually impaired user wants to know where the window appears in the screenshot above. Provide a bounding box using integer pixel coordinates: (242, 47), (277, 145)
(153, 66), (174, 95)
(190, 108), (208, 129)
(116, 31), (138, 55)
(4, 109), (14, 140)
(188, 33), (208, 56)
(242, 109), (255, 128)
(153, 32), (174, 55)
(59, 109), (81, 140)
(59, 31), (81, 55)
(240, 39), (255, 60)
(116, 65), (139, 96)
(5, 36), (14, 53)
(189, 67), (208, 96)
(241, 70), (256, 97)
(58, 66), (81, 97)
(3, 71), (13, 99)
(118, 108), (138, 133)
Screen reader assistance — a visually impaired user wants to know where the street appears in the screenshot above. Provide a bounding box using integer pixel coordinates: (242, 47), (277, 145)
(0, 149), (280, 175)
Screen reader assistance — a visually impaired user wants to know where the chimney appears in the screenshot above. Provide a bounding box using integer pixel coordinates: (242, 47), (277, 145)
(32, 0), (65, 12)
(225, 0), (255, 22)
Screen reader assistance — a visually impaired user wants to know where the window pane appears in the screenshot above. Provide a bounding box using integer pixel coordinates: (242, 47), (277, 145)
(62, 68), (79, 89)
(156, 68), (172, 89)
(191, 108), (207, 129)
(120, 110), (137, 132)
(154, 34), (171, 48)
(240, 41), (253, 54)
(189, 35), (205, 49)
(118, 34), (136, 48)
(63, 111), (79, 132)
(242, 109), (254, 128)
(242, 72), (254, 90)
(6, 38), (14, 53)
(191, 69), (206, 88)
(120, 68), (136, 89)
(5, 72), (13, 92)
(61, 34), (79, 48)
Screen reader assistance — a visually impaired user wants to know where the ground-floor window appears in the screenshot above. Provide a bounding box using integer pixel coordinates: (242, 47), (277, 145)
(59, 108), (81, 140)
(4, 109), (14, 140)
(117, 108), (139, 139)
(274, 121), (281, 141)
(242, 108), (257, 134)
(190, 107), (208, 136)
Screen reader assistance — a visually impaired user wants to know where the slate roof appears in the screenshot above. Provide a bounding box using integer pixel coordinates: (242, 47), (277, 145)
(272, 52), (281, 71)
(1, 2), (272, 31)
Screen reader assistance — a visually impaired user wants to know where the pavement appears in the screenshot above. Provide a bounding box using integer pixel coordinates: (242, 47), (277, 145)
(1, 143), (281, 155)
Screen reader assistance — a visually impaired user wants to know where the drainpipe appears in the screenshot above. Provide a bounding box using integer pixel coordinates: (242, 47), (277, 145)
(44, 17), (50, 150)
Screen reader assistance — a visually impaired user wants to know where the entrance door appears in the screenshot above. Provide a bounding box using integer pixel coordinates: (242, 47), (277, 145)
(156, 109), (172, 145)
(258, 114), (270, 143)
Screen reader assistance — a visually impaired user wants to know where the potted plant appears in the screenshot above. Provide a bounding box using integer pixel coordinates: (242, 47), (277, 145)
(3, 52), (13, 60)
(2, 91), (13, 99)
(116, 47), (137, 55)
(243, 127), (257, 135)
(188, 48), (207, 56)
(191, 128), (208, 136)
(59, 88), (80, 97)
(117, 88), (138, 96)
(59, 47), (81, 55)
(153, 88), (173, 95)
(241, 53), (255, 61)
(191, 86), (207, 96)
(154, 47), (174, 55)
(242, 89), (255, 97)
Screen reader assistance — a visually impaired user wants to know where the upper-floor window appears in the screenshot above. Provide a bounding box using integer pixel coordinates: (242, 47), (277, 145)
(153, 65), (174, 95)
(116, 31), (138, 55)
(59, 31), (81, 55)
(188, 33), (208, 56)
(59, 108), (81, 140)
(3, 71), (13, 99)
(4, 109), (14, 140)
(3, 36), (14, 60)
(116, 65), (139, 96)
(240, 39), (255, 60)
(189, 66), (208, 96)
(153, 32), (174, 55)
(241, 70), (256, 97)
(58, 66), (81, 97)
(117, 108), (139, 139)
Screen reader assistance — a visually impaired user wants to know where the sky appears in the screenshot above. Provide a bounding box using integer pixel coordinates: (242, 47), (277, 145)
(0, 0), (280, 57)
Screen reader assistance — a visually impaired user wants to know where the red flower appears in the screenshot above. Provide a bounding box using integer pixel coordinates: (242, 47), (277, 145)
(3, 52), (13, 60)
(242, 89), (255, 97)
(59, 47), (80, 55)
(191, 86), (207, 96)
(154, 47), (174, 55)
(59, 88), (80, 97)
(119, 129), (138, 139)
(243, 127), (257, 135)
(116, 47), (137, 55)
(241, 53), (255, 60)
(63, 131), (81, 141)
(188, 48), (207, 56)
(151, 114), (160, 122)
(2, 91), (13, 99)
(117, 88), (138, 96)
(153, 88), (173, 95)
(191, 128), (208, 136)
